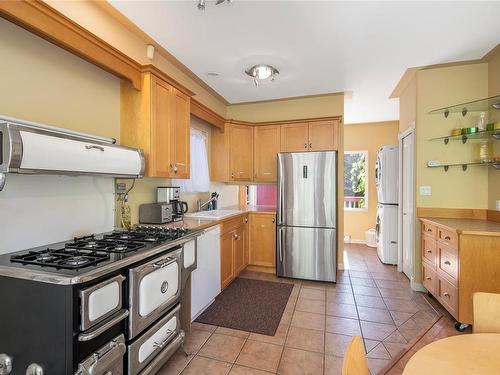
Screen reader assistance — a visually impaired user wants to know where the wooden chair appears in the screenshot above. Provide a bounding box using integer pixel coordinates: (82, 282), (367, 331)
(342, 336), (370, 375)
(473, 292), (500, 333)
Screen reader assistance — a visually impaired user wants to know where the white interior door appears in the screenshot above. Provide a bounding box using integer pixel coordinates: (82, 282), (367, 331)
(401, 131), (414, 278)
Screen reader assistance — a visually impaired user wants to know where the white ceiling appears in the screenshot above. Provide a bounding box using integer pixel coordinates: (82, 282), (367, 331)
(110, 1), (500, 124)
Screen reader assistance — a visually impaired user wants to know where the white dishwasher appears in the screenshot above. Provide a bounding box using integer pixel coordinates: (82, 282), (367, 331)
(191, 225), (221, 321)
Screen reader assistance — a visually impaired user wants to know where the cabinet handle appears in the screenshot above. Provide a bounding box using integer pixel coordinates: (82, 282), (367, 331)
(425, 277), (431, 280)
(309, 143), (312, 148)
(426, 228), (433, 232)
(272, 217), (275, 223)
(443, 292), (450, 298)
(231, 172), (234, 179)
(426, 250), (432, 253)
(444, 260), (451, 266)
(304, 143), (307, 149)
(444, 236), (451, 240)
(233, 234), (239, 240)
(170, 164), (178, 173)
(244, 217), (248, 223)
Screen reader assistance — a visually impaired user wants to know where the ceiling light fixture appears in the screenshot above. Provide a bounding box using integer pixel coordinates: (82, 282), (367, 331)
(245, 64), (279, 87)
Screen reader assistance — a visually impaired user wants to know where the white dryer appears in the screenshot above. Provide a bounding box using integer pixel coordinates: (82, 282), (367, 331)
(376, 204), (398, 265)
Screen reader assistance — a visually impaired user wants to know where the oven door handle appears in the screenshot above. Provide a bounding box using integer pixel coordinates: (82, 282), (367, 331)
(150, 256), (176, 269)
(153, 329), (174, 349)
(77, 338), (126, 375)
(78, 310), (129, 342)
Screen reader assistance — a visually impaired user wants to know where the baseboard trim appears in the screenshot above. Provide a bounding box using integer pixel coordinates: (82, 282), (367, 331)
(346, 239), (366, 244)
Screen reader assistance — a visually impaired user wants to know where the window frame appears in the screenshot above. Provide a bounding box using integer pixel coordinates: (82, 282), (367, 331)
(343, 150), (369, 212)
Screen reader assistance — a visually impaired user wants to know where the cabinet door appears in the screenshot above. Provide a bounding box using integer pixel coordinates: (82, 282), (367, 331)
(234, 226), (246, 276)
(220, 232), (235, 289)
(249, 214), (276, 268)
(254, 125), (280, 182)
(280, 123), (309, 152)
(150, 77), (172, 177)
(230, 124), (254, 181)
(308, 120), (338, 151)
(169, 88), (190, 179)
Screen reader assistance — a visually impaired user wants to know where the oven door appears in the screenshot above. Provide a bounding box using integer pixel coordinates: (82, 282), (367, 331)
(128, 304), (181, 375)
(75, 334), (126, 375)
(80, 275), (125, 331)
(128, 247), (182, 339)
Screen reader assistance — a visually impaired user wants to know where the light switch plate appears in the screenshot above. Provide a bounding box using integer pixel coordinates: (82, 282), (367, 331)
(419, 186), (432, 196)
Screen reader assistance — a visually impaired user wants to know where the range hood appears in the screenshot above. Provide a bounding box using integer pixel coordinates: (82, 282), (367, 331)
(0, 116), (144, 191)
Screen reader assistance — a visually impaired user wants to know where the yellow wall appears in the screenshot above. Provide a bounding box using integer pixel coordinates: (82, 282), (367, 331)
(226, 94), (344, 122)
(416, 63), (489, 209)
(46, 0), (227, 117)
(0, 18), (119, 138)
(399, 78), (417, 132)
(488, 51), (500, 210)
(343, 121), (399, 241)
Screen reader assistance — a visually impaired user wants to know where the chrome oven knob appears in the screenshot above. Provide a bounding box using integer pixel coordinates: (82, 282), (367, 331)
(0, 353), (12, 375)
(26, 364), (43, 375)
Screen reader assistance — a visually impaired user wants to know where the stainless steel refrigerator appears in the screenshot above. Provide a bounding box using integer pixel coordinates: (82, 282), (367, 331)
(276, 151), (337, 282)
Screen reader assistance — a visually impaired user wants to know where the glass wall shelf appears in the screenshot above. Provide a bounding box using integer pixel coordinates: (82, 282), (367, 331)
(428, 95), (500, 118)
(427, 161), (500, 172)
(429, 129), (500, 144)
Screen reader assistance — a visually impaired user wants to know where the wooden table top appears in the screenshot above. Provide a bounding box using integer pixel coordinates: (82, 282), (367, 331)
(403, 333), (500, 375)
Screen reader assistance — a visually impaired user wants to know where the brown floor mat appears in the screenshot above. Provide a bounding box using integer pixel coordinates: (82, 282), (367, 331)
(195, 277), (293, 336)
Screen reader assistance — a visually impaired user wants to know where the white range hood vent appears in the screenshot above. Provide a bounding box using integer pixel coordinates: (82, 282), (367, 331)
(0, 116), (144, 191)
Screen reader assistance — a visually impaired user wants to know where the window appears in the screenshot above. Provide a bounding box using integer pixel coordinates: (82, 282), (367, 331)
(173, 128), (210, 192)
(344, 151), (368, 211)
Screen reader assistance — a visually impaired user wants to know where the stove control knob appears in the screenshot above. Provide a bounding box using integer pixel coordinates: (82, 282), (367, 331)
(26, 364), (43, 375)
(0, 353), (12, 375)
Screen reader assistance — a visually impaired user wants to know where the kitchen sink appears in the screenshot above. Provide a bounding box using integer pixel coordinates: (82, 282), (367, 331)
(184, 209), (241, 220)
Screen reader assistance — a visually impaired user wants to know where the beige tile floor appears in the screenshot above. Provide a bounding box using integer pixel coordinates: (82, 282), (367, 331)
(157, 244), (442, 375)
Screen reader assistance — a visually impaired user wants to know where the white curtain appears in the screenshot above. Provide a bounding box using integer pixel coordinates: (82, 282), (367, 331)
(173, 128), (210, 192)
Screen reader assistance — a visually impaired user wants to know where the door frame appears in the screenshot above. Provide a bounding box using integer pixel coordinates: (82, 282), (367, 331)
(397, 123), (415, 278)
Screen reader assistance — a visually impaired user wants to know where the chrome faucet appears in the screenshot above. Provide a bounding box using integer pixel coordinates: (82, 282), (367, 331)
(197, 192), (219, 211)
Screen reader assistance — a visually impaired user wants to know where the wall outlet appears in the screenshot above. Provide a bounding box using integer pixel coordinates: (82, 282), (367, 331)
(419, 186), (432, 196)
(116, 183), (127, 192)
(344, 234), (351, 243)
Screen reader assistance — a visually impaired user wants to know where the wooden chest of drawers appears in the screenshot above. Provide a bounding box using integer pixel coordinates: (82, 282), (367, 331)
(420, 218), (500, 327)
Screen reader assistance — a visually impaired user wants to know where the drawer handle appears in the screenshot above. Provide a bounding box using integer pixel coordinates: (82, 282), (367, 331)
(444, 236), (451, 240)
(78, 310), (129, 342)
(153, 329), (174, 349)
(425, 277), (431, 280)
(426, 250), (432, 254)
(444, 260), (451, 266)
(443, 292), (450, 298)
(233, 234), (239, 240)
(426, 228), (433, 232)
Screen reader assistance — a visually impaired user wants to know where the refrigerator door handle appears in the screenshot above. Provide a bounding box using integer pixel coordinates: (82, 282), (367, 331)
(278, 227), (284, 262)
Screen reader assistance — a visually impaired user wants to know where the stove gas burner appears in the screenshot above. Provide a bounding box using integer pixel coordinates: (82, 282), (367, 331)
(64, 256), (90, 267)
(114, 244), (128, 251)
(144, 236), (158, 242)
(36, 253), (56, 262)
(119, 234), (132, 240)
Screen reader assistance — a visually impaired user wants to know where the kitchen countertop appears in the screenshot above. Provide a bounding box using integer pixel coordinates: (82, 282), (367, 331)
(420, 217), (500, 237)
(164, 205), (276, 231)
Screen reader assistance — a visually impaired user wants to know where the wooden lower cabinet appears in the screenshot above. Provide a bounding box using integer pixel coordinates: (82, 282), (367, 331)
(220, 215), (249, 289)
(249, 213), (276, 268)
(420, 218), (500, 326)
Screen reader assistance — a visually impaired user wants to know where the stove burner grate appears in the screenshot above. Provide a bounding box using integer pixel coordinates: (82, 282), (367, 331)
(10, 248), (110, 270)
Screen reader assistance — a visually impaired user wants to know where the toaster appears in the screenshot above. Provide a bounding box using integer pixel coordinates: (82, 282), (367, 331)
(139, 203), (173, 224)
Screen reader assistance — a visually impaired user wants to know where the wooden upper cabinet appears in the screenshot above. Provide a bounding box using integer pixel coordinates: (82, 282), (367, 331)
(254, 125), (280, 182)
(170, 88), (190, 178)
(121, 71), (191, 178)
(280, 122), (309, 152)
(308, 120), (338, 151)
(229, 124), (254, 181)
